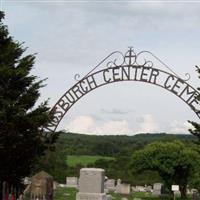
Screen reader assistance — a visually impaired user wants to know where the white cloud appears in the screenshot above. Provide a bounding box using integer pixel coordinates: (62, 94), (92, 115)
(168, 120), (193, 134)
(136, 114), (158, 133)
(94, 120), (130, 135)
(66, 115), (131, 135)
(67, 115), (94, 134)
(4, 2), (199, 134)
(65, 114), (193, 135)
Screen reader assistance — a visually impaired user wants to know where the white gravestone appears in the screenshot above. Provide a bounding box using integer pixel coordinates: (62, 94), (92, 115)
(172, 185), (179, 192)
(105, 179), (115, 191)
(116, 179), (130, 195)
(117, 184), (130, 195)
(172, 185), (180, 196)
(76, 168), (107, 200)
(66, 177), (78, 188)
(146, 185), (153, 192)
(135, 186), (146, 192)
(152, 183), (163, 196)
(116, 179), (121, 193)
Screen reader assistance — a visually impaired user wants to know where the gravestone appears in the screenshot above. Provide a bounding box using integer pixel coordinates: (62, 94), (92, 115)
(117, 179), (121, 185)
(172, 185), (180, 196)
(135, 186), (146, 192)
(146, 185), (153, 192)
(23, 177), (31, 185)
(192, 189), (199, 200)
(115, 179), (121, 193)
(118, 184), (130, 195)
(105, 179), (115, 191)
(152, 183), (163, 196)
(116, 179), (130, 195)
(76, 168), (107, 200)
(66, 177), (78, 188)
(29, 171), (54, 200)
(53, 181), (59, 190)
(132, 186), (137, 192)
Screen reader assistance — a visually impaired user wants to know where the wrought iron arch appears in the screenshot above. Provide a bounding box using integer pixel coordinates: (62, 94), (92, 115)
(44, 48), (200, 133)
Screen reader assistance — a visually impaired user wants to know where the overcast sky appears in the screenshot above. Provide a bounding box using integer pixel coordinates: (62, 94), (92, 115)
(2, 0), (200, 135)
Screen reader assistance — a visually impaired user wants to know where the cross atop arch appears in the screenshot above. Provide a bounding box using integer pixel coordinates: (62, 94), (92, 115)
(44, 48), (200, 133)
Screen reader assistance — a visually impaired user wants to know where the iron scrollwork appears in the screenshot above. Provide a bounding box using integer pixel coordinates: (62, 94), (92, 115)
(74, 47), (191, 82)
(44, 47), (198, 134)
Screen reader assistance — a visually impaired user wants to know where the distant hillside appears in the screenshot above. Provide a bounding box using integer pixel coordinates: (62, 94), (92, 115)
(59, 132), (196, 157)
(41, 132), (197, 183)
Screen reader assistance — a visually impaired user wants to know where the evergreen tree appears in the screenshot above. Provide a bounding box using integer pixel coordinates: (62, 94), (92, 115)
(0, 11), (54, 184)
(189, 66), (200, 140)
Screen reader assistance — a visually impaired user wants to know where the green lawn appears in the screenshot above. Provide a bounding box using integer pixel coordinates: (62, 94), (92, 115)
(67, 155), (115, 167)
(54, 187), (77, 200)
(54, 187), (192, 200)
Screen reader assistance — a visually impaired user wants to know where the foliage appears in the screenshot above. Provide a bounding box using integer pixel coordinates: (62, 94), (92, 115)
(44, 132), (196, 185)
(130, 140), (200, 199)
(188, 66), (200, 141)
(67, 155), (114, 167)
(0, 11), (54, 184)
(35, 134), (68, 183)
(61, 132), (196, 157)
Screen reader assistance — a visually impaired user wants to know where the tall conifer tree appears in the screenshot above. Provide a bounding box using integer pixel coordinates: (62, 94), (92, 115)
(0, 11), (53, 184)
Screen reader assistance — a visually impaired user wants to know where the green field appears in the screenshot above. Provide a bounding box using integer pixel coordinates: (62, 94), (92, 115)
(67, 155), (115, 167)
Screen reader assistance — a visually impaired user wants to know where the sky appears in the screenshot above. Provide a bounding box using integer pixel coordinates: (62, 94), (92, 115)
(2, 0), (200, 135)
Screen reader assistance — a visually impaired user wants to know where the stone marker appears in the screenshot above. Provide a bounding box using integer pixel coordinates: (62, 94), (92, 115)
(29, 171), (54, 200)
(59, 184), (67, 187)
(132, 186), (137, 192)
(192, 189), (199, 200)
(76, 168), (107, 200)
(53, 181), (59, 190)
(117, 179), (121, 185)
(152, 183), (163, 196)
(146, 185), (153, 192)
(66, 177), (78, 188)
(135, 186), (146, 192)
(116, 179), (130, 195)
(115, 179), (121, 193)
(23, 177), (31, 185)
(105, 179), (115, 191)
(117, 183), (130, 195)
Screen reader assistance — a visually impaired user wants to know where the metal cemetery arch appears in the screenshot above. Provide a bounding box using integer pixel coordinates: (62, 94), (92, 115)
(45, 48), (200, 133)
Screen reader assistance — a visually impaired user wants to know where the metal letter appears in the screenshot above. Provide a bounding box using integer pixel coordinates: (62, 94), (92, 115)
(164, 75), (174, 89)
(87, 75), (98, 90)
(103, 69), (111, 83)
(149, 68), (159, 84)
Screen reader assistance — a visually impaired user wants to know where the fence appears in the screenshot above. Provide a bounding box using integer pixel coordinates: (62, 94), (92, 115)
(0, 182), (49, 200)
(0, 181), (23, 200)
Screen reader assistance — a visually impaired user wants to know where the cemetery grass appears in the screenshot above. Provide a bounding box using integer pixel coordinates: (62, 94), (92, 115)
(54, 187), (192, 200)
(54, 187), (77, 200)
(67, 155), (115, 167)
(109, 192), (193, 200)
